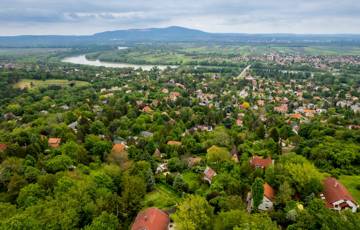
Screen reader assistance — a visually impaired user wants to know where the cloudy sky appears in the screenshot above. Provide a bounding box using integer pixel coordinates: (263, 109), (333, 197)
(1, 0), (360, 35)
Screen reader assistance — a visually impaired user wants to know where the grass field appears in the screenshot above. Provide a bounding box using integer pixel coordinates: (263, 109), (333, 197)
(143, 184), (181, 209)
(339, 175), (360, 203)
(14, 79), (90, 89)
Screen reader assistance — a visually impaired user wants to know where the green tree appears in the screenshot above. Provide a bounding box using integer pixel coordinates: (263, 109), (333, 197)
(84, 211), (120, 230)
(251, 178), (264, 211)
(61, 141), (88, 163)
(173, 175), (188, 193)
(206, 145), (230, 164)
(275, 181), (293, 206)
(17, 183), (45, 208)
(129, 161), (155, 191)
(120, 174), (146, 220)
(269, 128), (280, 143)
(45, 154), (73, 173)
(256, 124), (266, 139)
(173, 195), (214, 230)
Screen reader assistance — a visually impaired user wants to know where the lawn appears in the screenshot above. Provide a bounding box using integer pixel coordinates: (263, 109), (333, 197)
(14, 79), (90, 89)
(339, 175), (360, 203)
(143, 184), (181, 209)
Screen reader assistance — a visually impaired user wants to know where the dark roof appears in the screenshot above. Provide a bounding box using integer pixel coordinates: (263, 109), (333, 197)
(131, 207), (169, 230)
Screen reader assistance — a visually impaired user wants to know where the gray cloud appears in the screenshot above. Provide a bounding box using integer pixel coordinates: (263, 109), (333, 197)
(0, 0), (359, 35)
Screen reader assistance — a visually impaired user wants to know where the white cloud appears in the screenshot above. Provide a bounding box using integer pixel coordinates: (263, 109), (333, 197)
(0, 0), (359, 35)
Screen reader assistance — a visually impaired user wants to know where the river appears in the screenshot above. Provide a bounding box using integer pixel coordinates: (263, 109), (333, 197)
(62, 55), (176, 71)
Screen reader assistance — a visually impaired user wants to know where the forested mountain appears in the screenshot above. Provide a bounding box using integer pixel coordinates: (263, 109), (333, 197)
(1, 26), (360, 47)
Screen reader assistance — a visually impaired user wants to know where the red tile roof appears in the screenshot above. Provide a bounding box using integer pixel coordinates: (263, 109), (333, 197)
(274, 104), (288, 113)
(142, 106), (153, 113)
(250, 156), (273, 169)
(167, 141), (182, 146)
(0, 143), (7, 152)
(131, 207), (169, 230)
(323, 177), (357, 206)
(289, 113), (302, 119)
(48, 138), (61, 148)
(112, 143), (126, 153)
(264, 183), (275, 200)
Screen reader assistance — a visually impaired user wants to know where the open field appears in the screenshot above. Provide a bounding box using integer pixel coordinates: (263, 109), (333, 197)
(143, 184), (181, 209)
(14, 79), (90, 89)
(81, 43), (360, 67)
(339, 175), (360, 203)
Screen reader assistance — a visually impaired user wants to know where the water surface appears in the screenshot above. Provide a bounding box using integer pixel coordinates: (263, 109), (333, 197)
(62, 55), (176, 71)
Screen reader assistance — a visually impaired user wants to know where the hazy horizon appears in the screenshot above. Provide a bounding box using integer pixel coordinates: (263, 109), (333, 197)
(1, 0), (360, 36)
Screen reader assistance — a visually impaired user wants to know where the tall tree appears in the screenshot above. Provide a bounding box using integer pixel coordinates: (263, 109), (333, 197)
(251, 178), (264, 211)
(173, 195), (214, 230)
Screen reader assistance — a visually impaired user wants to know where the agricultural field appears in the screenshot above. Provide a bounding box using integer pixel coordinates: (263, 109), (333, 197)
(81, 43), (360, 68)
(13, 79), (90, 89)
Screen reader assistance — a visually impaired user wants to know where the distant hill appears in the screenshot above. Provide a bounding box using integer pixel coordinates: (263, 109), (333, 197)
(1, 26), (360, 47)
(94, 26), (211, 41)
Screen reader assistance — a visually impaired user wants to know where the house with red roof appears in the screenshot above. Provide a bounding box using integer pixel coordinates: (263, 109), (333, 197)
(321, 177), (358, 213)
(142, 106), (153, 113)
(48, 138), (61, 148)
(247, 182), (275, 211)
(167, 141), (182, 146)
(274, 104), (288, 114)
(250, 156), (274, 169)
(289, 113), (303, 120)
(203, 166), (217, 184)
(131, 207), (170, 230)
(0, 143), (7, 152)
(112, 143), (127, 153)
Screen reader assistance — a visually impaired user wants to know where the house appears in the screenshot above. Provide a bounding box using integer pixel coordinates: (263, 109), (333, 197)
(48, 138), (61, 148)
(274, 104), (288, 113)
(3, 112), (16, 120)
(153, 148), (163, 159)
(131, 207), (170, 230)
(231, 146), (239, 163)
(203, 166), (217, 184)
(247, 182), (275, 211)
(112, 143), (127, 153)
(303, 109), (316, 118)
(140, 131), (153, 138)
(321, 177), (358, 213)
(289, 113), (302, 119)
(257, 100), (265, 107)
(156, 163), (168, 174)
(187, 156), (202, 167)
(169, 92), (181, 101)
(68, 121), (79, 133)
(142, 106), (153, 113)
(108, 143), (129, 167)
(0, 143), (7, 152)
(236, 118), (243, 127)
(250, 156), (274, 169)
(167, 141), (182, 146)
